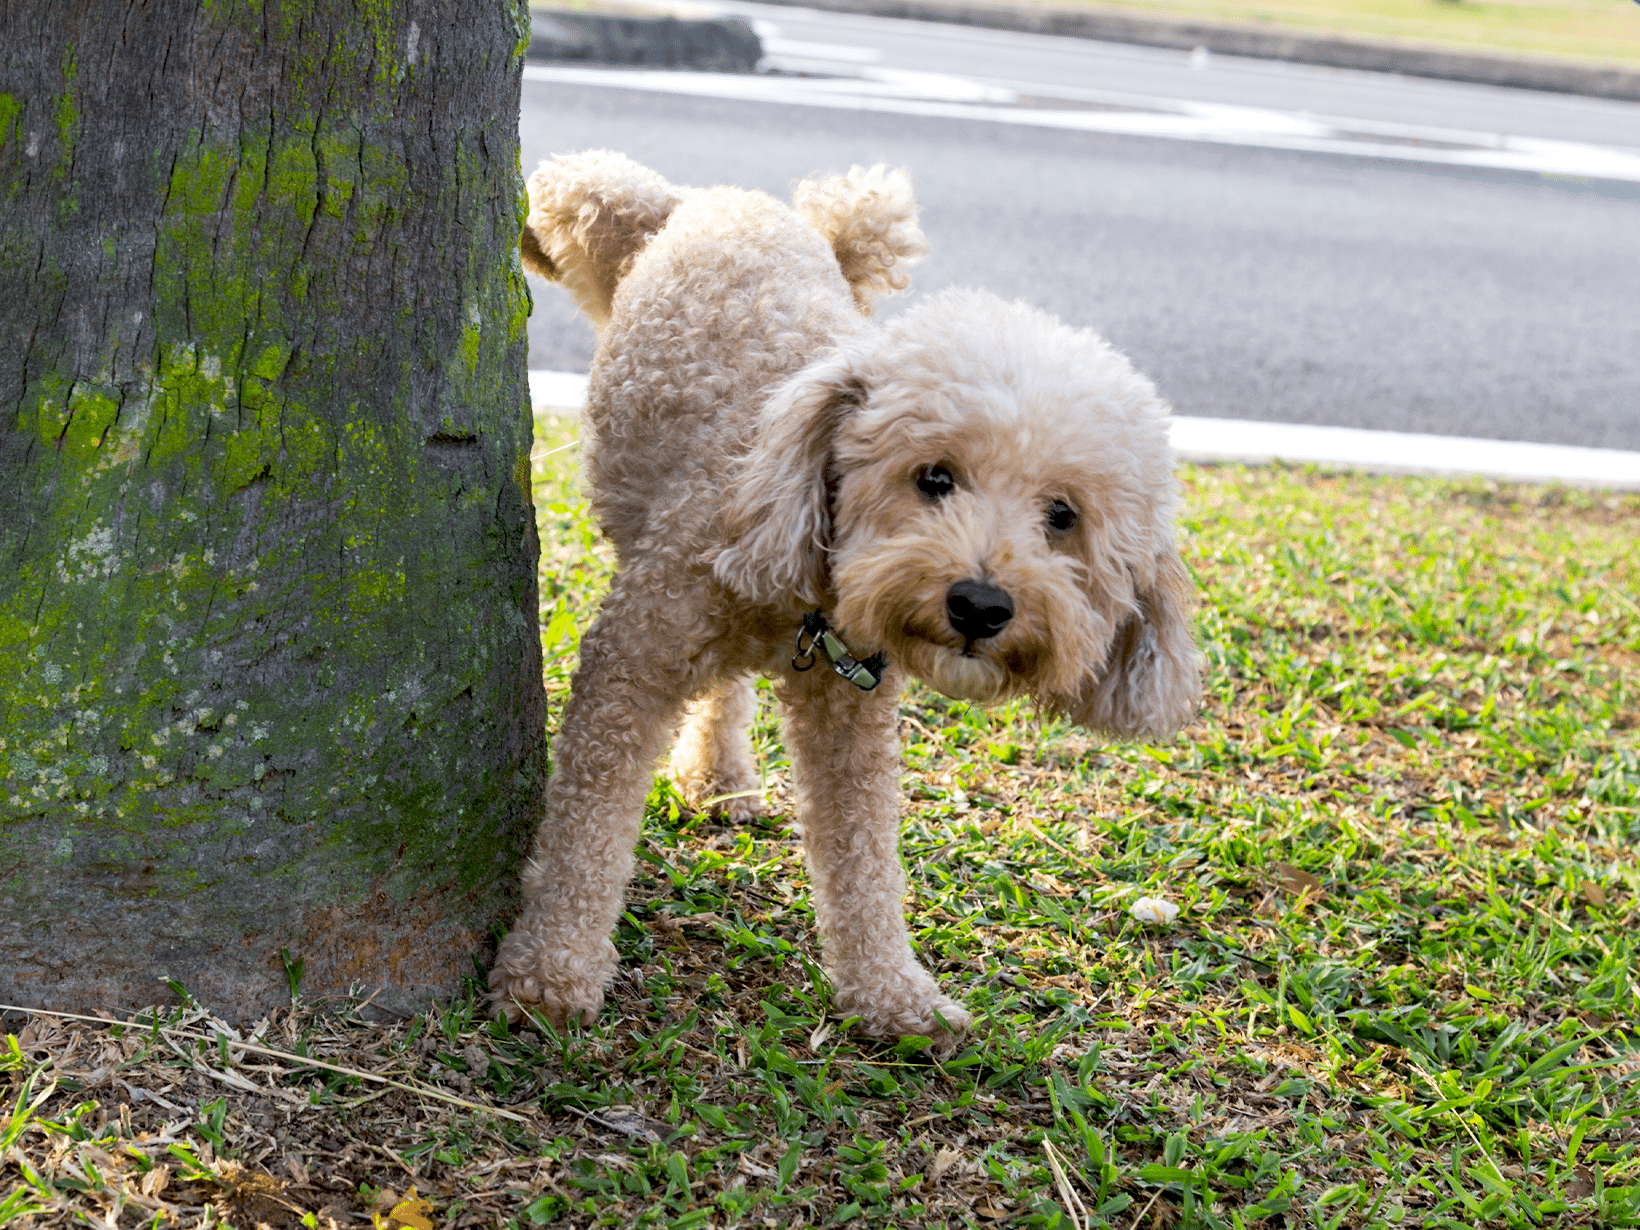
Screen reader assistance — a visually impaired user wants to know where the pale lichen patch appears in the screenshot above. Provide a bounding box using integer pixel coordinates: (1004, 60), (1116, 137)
(59, 525), (118, 581)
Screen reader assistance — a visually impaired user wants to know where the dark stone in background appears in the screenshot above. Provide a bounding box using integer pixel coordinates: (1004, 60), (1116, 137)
(531, 9), (763, 71)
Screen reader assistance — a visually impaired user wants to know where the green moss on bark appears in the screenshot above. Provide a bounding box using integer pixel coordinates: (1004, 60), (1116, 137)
(0, 94), (24, 153)
(1, 0), (545, 1019)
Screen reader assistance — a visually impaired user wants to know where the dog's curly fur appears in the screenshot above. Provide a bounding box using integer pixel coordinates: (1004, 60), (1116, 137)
(490, 151), (1202, 1042)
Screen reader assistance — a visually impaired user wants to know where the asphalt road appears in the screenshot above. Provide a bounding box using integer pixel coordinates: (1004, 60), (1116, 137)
(520, 5), (1640, 450)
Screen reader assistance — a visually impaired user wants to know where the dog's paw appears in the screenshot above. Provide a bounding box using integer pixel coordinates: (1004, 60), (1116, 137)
(488, 977), (605, 1029)
(677, 777), (766, 822)
(488, 931), (612, 1028)
(834, 968), (972, 1050)
(706, 789), (767, 823)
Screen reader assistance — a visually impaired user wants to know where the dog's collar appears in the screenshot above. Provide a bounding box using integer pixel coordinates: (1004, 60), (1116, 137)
(792, 610), (887, 691)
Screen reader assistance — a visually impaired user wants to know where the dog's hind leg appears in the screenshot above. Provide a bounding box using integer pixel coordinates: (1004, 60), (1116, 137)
(489, 594), (693, 1026)
(792, 164), (928, 314)
(776, 667), (972, 1045)
(671, 676), (766, 822)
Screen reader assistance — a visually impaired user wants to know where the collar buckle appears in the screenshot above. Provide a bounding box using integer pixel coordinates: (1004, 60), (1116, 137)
(793, 610), (887, 691)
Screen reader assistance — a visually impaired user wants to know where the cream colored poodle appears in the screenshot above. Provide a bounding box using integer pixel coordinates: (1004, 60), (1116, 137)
(490, 150), (1201, 1042)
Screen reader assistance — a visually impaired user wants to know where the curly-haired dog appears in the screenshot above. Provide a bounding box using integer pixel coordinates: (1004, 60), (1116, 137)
(490, 150), (1201, 1042)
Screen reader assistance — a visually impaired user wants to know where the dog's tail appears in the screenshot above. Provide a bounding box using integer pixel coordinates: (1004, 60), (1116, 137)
(519, 150), (682, 327)
(793, 165), (929, 315)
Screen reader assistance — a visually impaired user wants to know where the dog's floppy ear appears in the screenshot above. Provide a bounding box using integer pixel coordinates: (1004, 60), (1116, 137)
(1072, 545), (1201, 741)
(712, 356), (861, 608)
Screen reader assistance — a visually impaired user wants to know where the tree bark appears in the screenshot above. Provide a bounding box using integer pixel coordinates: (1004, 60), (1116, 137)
(0, 1), (545, 1020)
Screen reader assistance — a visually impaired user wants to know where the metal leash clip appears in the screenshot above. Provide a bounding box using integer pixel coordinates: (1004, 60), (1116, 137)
(793, 610), (885, 691)
(792, 615), (821, 672)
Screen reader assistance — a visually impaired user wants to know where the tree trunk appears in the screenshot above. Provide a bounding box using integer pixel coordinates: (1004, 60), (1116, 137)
(0, 1), (545, 1021)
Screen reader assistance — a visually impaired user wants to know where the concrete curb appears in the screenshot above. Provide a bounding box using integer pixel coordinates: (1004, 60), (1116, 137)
(527, 371), (1640, 490)
(754, 0), (1640, 102)
(530, 9), (761, 71)
(1168, 416), (1640, 490)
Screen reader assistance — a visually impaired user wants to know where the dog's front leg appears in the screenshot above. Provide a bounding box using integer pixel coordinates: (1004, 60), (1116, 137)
(490, 605), (690, 1026)
(777, 667), (972, 1044)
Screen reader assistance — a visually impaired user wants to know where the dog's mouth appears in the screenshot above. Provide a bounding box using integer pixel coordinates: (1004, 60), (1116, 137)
(887, 623), (1011, 702)
(902, 620), (972, 654)
(897, 617), (1064, 701)
(905, 621), (1004, 658)
(832, 582), (1047, 704)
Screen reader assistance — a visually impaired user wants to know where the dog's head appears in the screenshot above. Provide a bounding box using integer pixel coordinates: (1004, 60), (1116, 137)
(714, 288), (1201, 742)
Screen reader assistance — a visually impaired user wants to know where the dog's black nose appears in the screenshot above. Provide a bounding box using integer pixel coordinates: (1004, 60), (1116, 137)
(946, 580), (1014, 642)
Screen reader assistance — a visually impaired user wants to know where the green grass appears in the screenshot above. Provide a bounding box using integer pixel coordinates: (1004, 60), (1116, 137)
(2, 411), (1636, 1229)
(543, 0), (1640, 72)
(1053, 0), (1640, 68)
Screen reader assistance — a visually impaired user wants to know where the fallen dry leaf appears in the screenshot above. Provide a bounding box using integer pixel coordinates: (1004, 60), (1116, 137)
(377, 1185), (435, 1230)
(1274, 863), (1323, 898)
(589, 1105), (671, 1143)
(1566, 1166), (1599, 1201)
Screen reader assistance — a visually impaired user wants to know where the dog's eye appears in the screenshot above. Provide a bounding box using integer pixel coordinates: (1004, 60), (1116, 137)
(1045, 500), (1078, 531)
(916, 465), (956, 499)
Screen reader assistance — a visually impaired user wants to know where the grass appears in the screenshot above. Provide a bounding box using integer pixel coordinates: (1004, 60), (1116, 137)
(541, 0), (1640, 72)
(546, 0), (1640, 75)
(1042, 0), (1640, 69)
(2, 409), (1637, 1229)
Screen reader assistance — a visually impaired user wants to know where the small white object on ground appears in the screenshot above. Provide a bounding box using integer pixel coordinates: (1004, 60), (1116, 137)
(1130, 895), (1181, 924)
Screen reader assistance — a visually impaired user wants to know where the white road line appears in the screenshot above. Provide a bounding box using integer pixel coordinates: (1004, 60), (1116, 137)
(521, 62), (1640, 184)
(528, 370), (593, 410)
(527, 371), (1640, 488)
(758, 35), (883, 63)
